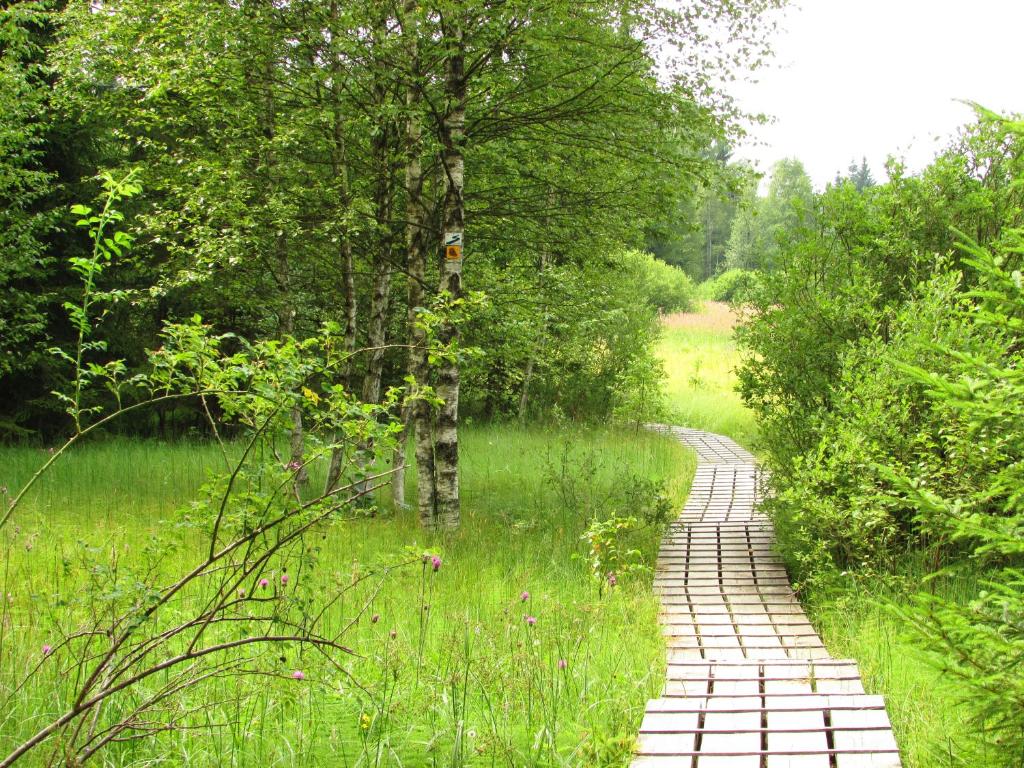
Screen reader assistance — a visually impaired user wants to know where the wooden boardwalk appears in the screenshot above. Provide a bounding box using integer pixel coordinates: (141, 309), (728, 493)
(634, 426), (901, 768)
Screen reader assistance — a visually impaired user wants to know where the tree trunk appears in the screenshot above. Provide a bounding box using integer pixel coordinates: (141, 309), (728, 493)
(391, 402), (412, 509)
(281, 308), (308, 487)
(355, 98), (398, 501)
(250, 11), (307, 490)
(324, 0), (358, 495)
(517, 358), (535, 420)
(361, 114), (397, 412)
(432, 19), (466, 530)
(517, 198), (552, 422)
(401, 0), (436, 524)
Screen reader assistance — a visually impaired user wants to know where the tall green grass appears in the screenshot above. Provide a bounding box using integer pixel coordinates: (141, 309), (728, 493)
(807, 567), (996, 768)
(656, 305), (758, 448)
(0, 424), (694, 767)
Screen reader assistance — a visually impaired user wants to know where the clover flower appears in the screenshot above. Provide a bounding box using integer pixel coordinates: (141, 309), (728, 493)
(431, 555), (442, 572)
(520, 591), (530, 602)
(292, 670), (305, 680)
(525, 615), (537, 626)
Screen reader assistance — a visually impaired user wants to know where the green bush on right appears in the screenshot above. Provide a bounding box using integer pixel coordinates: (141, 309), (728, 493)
(734, 109), (1024, 766)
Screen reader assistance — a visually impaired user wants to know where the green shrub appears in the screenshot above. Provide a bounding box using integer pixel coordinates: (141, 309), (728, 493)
(699, 267), (758, 302)
(461, 249), (683, 421)
(886, 232), (1024, 761)
(739, 111), (1024, 764)
(737, 121), (1024, 472)
(764, 271), (989, 584)
(623, 249), (697, 312)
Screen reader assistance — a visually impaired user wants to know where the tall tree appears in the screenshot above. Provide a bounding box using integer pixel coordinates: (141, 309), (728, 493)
(848, 156), (876, 191)
(38, 0), (786, 525)
(725, 157), (814, 271)
(0, 3), (57, 434)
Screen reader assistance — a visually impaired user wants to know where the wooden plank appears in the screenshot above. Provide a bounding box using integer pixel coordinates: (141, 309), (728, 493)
(665, 677), (715, 695)
(699, 716), (761, 761)
(697, 753), (761, 767)
(636, 731), (697, 755)
(634, 426), (901, 768)
(631, 757), (680, 768)
(834, 753), (901, 767)
(815, 676), (864, 694)
(829, 708), (892, 731)
(766, 753), (831, 768)
(766, 709), (829, 764)
(831, 710), (899, 753)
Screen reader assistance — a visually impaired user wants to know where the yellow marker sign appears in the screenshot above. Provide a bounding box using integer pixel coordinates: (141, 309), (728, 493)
(445, 244), (462, 260)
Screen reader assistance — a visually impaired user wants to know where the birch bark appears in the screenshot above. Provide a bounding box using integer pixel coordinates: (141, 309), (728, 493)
(432, 19), (466, 529)
(400, 0), (436, 523)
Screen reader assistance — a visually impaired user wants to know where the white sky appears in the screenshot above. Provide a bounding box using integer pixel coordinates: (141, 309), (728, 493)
(730, 0), (1024, 191)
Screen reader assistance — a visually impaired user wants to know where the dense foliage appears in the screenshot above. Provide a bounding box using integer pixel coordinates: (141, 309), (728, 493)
(0, 1), (787, 764)
(736, 111), (1024, 763)
(697, 267), (757, 302)
(0, 0), (781, 442)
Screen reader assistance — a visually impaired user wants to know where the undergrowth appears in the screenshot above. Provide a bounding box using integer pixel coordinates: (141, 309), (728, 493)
(0, 424), (694, 766)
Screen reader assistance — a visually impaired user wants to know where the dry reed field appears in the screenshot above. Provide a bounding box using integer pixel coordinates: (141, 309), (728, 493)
(660, 301), (737, 332)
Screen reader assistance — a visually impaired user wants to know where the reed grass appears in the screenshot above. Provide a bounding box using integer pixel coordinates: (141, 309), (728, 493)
(0, 424), (694, 767)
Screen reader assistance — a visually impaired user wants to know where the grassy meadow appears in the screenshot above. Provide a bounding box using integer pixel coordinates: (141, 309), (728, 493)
(808, 568), (995, 767)
(656, 301), (757, 448)
(655, 300), (989, 768)
(0, 426), (694, 766)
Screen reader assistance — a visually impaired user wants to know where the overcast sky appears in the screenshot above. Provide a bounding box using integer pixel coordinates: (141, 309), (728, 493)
(729, 0), (1024, 190)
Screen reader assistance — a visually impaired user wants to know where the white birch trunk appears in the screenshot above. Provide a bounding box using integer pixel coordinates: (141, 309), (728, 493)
(432, 20), (466, 530)
(400, 0), (436, 524)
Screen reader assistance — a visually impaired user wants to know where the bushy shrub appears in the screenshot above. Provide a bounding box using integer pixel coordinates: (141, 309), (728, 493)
(699, 267), (758, 302)
(461, 250), (671, 421)
(764, 271), (989, 583)
(621, 249), (697, 312)
(739, 111), (1024, 763)
(738, 121), (1024, 470)
(887, 233), (1024, 758)
(611, 347), (667, 430)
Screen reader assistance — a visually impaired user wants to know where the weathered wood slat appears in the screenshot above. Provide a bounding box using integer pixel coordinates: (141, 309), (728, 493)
(631, 426), (902, 768)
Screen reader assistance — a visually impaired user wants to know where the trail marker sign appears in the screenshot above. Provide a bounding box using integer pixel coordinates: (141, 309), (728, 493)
(444, 231), (463, 261)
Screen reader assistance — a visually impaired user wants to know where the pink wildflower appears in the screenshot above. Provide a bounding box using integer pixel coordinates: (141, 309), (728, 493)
(607, 572), (617, 587)
(557, 658), (567, 670)
(42, 644), (53, 657)
(525, 615), (537, 626)
(280, 573), (289, 586)
(520, 591), (530, 602)
(259, 578), (269, 589)
(431, 555), (442, 572)
(292, 670), (305, 680)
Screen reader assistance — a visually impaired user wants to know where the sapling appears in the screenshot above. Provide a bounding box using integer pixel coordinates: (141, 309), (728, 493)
(0, 174), (422, 767)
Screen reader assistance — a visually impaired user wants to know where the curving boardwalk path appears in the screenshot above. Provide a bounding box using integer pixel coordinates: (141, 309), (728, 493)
(633, 426), (901, 768)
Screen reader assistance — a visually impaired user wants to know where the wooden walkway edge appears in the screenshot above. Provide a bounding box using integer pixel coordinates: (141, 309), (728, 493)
(634, 425), (901, 768)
